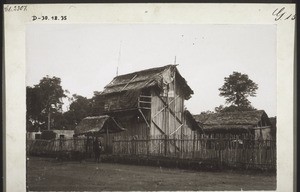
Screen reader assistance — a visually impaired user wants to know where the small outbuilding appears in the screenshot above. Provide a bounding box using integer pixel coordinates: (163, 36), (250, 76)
(26, 129), (75, 140)
(74, 115), (126, 153)
(75, 116), (126, 136)
(194, 110), (273, 140)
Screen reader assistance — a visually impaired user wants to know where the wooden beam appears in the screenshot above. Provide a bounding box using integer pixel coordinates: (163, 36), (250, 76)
(138, 109), (151, 129)
(170, 124), (183, 135)
(105, 79), (144, 88)
(151, 120), (166, 135)
(155, 92), (183, 125)
(173, 70), (177, 136)
(139, 101), (152, 104)
(106, 124), (109, 153)
(103, 108), (137, 114)
(165, 84), (169, 135)
(252, 126), (271, 130)
(121, 74), (137, 91)
(152, 95), (179, 119)
(139, 95), (152, 98)
(140, 107), (151, 110)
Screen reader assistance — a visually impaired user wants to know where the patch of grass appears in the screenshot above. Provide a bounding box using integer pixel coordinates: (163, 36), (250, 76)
(27, 157), (276, 191)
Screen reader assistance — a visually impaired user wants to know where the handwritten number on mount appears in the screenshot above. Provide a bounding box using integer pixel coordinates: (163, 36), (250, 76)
(4, 5), (27, 12)
(272, 7), (296, 21)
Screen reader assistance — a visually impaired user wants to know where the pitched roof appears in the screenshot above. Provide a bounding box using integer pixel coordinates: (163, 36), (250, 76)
(194, 110), (271, 132)
(74, 116), (126, 136)
(193, 113), (212, 124)
(102, 65), (193, 100)
(184, 110), (203, 133)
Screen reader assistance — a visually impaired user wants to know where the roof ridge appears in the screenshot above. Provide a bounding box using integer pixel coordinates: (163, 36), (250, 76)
(113, 64), (175, 79)
(84, 115), (110, 119)
(218, 109), (265, 114)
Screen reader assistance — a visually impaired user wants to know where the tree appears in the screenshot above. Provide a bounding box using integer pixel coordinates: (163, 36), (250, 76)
(214, 105), (224, 113)
(214, 104), (256, 113)
(64, 94), (92, 129)
(37, 76), (67, 113)
(26, 86), (44, 131)
(219, 72), (258, 108)
(90, 92), (106, 116)
(26, 76), (67, 131)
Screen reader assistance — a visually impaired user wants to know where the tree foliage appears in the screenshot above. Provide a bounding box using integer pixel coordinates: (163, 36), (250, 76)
(214, 104), (256, 113)
(90, 93), (106, 116)
(27, 76), (101, 131)
(26, 76), (67, 131)
(63, 94), (92, 129)
(219, 72), (258, 108)
(37, 76), (66, 112)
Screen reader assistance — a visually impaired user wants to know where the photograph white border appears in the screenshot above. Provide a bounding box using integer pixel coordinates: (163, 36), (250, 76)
(4, 3), (295, 192)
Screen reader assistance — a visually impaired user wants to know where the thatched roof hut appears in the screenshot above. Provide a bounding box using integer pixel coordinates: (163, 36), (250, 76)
(193, 113), (212, 124)
(194, 110), (271, 133)
(74, 116), (126, 136)
(89, 64), (201, 145)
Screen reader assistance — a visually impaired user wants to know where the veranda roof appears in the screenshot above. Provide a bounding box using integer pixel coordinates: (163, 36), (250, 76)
(74, 115), (126, 136)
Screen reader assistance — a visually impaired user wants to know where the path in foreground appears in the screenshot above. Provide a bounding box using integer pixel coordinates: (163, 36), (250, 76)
(27, 157), (276, 191)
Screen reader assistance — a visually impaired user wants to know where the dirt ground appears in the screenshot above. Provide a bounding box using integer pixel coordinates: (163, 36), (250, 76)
(27, 157), (276, 191)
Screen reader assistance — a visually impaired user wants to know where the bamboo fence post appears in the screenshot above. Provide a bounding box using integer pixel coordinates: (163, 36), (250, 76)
(127, 137), (130, 155)
(164, 135), (167, 156)
(131, 137), (134, 155)
(147, 135), (150, 157)
(192, 134), (195, 158)
(85, 136), (89, 155)
(219, 139), (223, 167)
(112, 137), (115, 154)
(174, 134), (177, 157)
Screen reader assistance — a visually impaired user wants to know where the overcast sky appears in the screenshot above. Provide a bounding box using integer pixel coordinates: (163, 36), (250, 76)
(26, 24), (276, 117)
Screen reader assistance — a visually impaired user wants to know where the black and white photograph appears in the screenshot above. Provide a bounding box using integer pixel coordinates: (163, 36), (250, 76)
(25, 23), (278, 191)
(4, 4), (295, 192)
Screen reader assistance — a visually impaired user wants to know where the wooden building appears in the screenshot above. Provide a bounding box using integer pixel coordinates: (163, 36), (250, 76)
(26, 130), (75, 140)
(194, 110), (273, 140)
(74, 116), (126, 153)
(90, 65), (202, 151)
(269, 116), (277, 140)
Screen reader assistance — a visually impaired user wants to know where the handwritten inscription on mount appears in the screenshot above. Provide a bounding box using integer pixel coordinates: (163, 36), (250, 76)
(272, 7), (296, 21)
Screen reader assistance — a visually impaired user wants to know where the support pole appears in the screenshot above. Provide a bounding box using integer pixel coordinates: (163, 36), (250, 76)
(165, 84), (169, 135)
(192, 133), (196, 158)
(164, 134), (168, 156)
(47, 111), (51, 130)
(138, 108), (150, 156)
(106, 125), (109, 154)
(173, 69), (176, 135)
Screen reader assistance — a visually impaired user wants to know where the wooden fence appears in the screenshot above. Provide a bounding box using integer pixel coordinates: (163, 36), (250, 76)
(26, 136), (276, 170)
(27, 138), (91, 156)
(112, 135), (276, 170)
